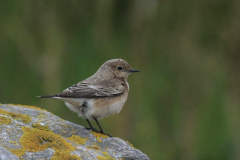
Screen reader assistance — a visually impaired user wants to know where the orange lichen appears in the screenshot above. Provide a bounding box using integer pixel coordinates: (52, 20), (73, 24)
(67, 135), (88, 145)
(0, 116), (12, 125)
(0, 109), (31, 124)
(90, 131), (109, 142)
(8, 104), (47, 112)
(9, 126), (82, 159)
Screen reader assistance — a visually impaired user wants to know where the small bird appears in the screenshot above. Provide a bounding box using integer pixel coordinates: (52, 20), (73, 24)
(37, 59), (139, 136)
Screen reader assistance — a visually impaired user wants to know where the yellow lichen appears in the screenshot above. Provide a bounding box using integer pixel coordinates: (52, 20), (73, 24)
(36, 119), (44, 123)
(67, 135), (88, 145)
(87, 145), (100, 150)
(90, 131), (109, 142)
(52, 151), (82, 160)
(0, 109), (31, 124)
(32, 123), (50, 131)
(9, 127), (81, 160)
(70, 126), (75, 130)
(97, 156), (106, 160)
(9, 141), (18, 144)
(9, 148), (26, 158)
(126, 141), (135, 149)
(0, 116), (12, 125)
(8, 104), (47, 112)
(20, 127), (74, 152)
(102, 152), (108, 156)
(37, 112), (48, 119)
(97, 151), (115, 160)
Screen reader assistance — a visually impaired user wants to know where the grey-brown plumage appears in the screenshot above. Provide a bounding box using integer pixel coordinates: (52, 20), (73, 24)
(37, 59), (139, 136)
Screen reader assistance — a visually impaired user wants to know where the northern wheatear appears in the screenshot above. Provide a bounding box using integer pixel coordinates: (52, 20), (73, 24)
(37, 59), (139, 136)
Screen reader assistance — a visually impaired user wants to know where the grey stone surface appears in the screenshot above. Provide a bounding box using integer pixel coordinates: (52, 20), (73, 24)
(0, 146), (20, 160)
(0, 104), (149, 160)
(21, 148), (54, 160)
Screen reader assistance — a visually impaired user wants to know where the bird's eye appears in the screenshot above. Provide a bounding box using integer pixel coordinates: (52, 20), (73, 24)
(117, 66), (123, 70)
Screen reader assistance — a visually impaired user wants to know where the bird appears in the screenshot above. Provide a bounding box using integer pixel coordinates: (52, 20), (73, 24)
(37, 59), (139, 136)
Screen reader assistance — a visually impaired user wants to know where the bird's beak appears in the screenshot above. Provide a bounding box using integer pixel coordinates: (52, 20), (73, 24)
(129, 69), (140, 73)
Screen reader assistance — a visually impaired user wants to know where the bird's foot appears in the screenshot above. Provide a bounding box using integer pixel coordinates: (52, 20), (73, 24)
(86, 128), (112, 137)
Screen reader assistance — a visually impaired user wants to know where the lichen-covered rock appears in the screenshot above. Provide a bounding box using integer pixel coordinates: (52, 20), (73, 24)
(0, 104), (149, 160)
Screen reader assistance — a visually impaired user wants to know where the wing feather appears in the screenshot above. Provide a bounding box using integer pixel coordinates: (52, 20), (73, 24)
(55, 79), (125, 98)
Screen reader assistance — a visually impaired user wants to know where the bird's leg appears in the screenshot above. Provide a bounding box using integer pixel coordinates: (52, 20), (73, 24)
(93, 117), (112, 137)
(85, 119), (99, 132)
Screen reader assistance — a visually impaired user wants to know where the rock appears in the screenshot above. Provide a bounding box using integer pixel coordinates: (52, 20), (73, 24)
(0, 146), (20, 160)
(0, 104), (149, 160)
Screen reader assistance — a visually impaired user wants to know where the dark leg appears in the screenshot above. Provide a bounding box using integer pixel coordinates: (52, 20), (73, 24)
(93, 117), (111, 137)
(85, 119), (98, 132)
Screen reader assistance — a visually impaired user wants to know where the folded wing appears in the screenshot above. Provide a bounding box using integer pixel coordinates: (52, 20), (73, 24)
(55, 79), (125, 98)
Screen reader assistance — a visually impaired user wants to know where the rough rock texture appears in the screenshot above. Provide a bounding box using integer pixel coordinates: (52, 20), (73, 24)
(0, 104), (149, 160)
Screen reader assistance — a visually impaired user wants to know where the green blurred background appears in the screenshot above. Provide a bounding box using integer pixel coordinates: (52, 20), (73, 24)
(1, 0), (240, 159)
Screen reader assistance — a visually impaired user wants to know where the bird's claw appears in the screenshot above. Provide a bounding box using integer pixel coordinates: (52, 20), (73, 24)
(86, 128), (111, 137)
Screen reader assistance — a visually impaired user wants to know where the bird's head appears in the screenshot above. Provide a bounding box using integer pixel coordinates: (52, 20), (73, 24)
(98, 59), (139, 80)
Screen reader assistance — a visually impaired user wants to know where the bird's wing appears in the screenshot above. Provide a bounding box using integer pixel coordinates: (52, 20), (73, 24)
(55, 79), (125, 98)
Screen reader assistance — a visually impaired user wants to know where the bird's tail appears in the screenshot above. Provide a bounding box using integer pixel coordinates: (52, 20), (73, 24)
(36, 95), (55, 98)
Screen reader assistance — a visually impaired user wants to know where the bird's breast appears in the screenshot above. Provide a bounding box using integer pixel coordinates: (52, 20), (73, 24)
(94, 91), (128, 108)
(88, 91), (128, 120)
